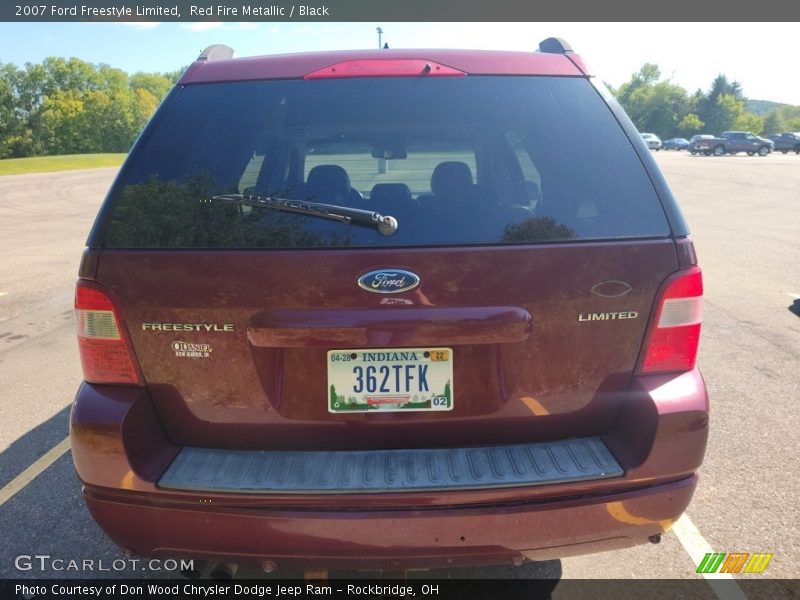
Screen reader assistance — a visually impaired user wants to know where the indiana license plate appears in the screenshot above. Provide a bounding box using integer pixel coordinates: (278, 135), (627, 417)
(327, 347), (453, 413)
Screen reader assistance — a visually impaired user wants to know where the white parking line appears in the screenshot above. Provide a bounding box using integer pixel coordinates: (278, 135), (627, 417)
(672, 514), (748, 600)
(0, 437), (71, 507)
(789, 293), (800, 299)
(0, 292), (8, 297)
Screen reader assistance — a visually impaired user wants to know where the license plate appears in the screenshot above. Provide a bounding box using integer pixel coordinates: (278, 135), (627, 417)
(327, 347), (453, 413)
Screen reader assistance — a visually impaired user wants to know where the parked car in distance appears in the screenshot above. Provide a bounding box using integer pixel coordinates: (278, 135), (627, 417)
(767, 132), (800, 154)
(693, 131), (773, 156)
(688, 134), (715, 155)
(663, 138), (690, 151)
(71, 39), (708, 573)
(640, 132), (662, 150)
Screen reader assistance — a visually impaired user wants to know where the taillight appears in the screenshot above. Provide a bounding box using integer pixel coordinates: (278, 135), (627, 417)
(75, 281), (142, 385)
(640, 267), (704, 374)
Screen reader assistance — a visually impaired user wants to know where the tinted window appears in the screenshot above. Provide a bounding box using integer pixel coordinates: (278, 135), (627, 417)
(102, 77), (669, 249)
(303, 140), (477, 196)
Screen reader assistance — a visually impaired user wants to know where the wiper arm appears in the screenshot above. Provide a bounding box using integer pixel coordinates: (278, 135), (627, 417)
(208, 193), (399, 236)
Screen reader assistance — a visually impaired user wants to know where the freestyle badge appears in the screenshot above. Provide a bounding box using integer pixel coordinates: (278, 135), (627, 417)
(142, 323), (234, 332)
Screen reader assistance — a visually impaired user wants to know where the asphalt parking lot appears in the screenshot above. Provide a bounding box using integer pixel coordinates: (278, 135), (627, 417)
(0, 152), (798, 593)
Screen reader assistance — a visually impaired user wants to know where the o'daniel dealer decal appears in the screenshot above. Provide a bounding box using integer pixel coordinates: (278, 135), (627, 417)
(171, 340), (212, 358)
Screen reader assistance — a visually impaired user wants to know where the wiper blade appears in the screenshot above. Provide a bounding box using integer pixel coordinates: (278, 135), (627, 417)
(208, 193), (398, 236)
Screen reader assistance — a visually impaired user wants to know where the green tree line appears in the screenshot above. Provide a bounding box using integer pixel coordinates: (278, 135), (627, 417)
(0, 57), (181, 159)
(608, 64), (800, 139)
(2, 57), (799, 159)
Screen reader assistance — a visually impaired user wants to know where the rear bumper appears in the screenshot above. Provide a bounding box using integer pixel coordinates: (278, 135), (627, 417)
(70, 368), (708, 568)
(83, 475), (696, 570)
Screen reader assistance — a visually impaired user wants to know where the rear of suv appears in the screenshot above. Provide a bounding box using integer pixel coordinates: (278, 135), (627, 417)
(71, 39), (708, 572)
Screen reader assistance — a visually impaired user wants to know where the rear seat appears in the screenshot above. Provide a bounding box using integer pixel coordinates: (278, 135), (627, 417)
(417, 161), (477, 209)
(304, 164), (363, 206)
(369, 183), (416, 214)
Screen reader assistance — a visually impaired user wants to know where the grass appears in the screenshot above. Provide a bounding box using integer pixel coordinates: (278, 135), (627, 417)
(0, 153), (126, 176)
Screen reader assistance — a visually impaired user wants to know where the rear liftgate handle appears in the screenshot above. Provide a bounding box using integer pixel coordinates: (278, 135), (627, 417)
(246, 307), (532, 348)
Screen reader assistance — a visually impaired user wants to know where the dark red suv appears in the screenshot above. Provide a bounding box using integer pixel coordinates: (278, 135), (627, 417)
(71, 39), (708, 572)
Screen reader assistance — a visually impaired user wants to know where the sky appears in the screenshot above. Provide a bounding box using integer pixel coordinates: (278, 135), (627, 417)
(1, 22), (799, 105)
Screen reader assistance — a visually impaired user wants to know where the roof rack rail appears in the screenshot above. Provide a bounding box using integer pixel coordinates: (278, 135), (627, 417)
(538, 38), (573, 54)
(198, 44), (234, 62)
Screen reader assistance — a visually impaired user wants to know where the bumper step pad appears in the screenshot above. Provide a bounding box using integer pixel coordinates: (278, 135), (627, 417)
(159, 437), (622, 494)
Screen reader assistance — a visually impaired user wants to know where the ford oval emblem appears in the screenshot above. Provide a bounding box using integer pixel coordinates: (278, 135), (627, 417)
(358, 269), (420, 294)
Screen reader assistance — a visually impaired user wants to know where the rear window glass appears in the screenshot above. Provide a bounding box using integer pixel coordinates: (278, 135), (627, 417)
(304, 141), (477, 196)
(101, 77), (669, 249)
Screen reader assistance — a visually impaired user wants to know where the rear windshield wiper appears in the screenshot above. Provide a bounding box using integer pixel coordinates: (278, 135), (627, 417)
(208, 193), (399, 236)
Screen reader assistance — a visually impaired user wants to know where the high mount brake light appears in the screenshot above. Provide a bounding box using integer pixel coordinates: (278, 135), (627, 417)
(75, 281), (142, 385)
(304, 59), (466, 80)
(640, 267), (704, 374)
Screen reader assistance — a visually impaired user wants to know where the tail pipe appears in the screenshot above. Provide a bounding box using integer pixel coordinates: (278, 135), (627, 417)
(209, 562), (238, 580)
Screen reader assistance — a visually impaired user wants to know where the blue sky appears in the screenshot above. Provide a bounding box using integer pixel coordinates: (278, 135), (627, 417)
(1, 22), (799, 104)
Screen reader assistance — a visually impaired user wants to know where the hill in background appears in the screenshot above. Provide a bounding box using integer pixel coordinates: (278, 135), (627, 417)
(746, 99), (790, 117)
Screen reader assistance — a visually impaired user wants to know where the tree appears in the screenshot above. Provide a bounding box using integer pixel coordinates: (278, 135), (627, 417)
(130, 72), (174, 100)
(132, 88), (158, 126)
(624, 80), (691, 137)
(729, 81), (745, 102)
(84, 89), (137, 152)
(705, 93), (764, 135)
(0, 57), (180, 158)
(615, 64), (699, 138)
(615, 63), (662, 107)
(0, 61), (43, 157)
(612, 66), (770, 139)
(732, 111), (764, 135)
(40, 90), (88, 154)
(0, 64), (18, 154)
(701, 75), (745, 105)
(762, 111), (787, 135)
(762, 104), (800, 133)
(697, 75), (755, 135)
(677, 113), (704, 136)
